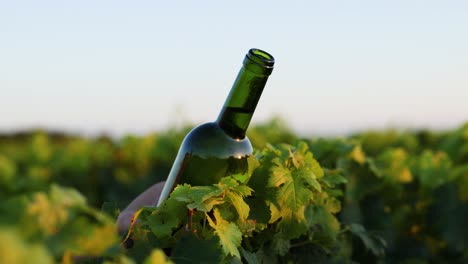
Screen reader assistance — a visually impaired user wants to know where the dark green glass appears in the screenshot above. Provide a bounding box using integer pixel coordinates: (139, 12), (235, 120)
(157, 49), (274, 206)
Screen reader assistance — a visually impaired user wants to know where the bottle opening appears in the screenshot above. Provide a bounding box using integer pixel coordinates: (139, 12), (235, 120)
(252, 49), (273, 60)
(246, 48), (275, 68)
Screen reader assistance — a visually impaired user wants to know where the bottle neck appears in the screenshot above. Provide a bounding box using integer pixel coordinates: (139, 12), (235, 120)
(216, 49), (274, 139)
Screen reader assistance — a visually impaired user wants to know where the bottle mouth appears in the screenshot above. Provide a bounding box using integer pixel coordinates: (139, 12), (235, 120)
(246, 48), (275, 68)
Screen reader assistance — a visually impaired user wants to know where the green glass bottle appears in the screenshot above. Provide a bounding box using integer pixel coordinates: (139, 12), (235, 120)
(157, 48), (275, 206)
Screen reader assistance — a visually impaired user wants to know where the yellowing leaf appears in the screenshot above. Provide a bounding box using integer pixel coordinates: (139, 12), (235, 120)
(0, 155), (16, 185)
(376, 148), (413, 183)
(265, 143), (324, 239)
(144, 249), (173, 264)
(207, 208), (242, 259)
(350, 145), (366, 165)
(75, 224), (118, 256)
(0, 228), (53, 264)
(226, 191), (250, 221)
(398, 168), (413, 183)
(27, 192), (66, 235)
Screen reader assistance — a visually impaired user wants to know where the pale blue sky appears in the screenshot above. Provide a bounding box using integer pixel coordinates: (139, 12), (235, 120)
(1, 1), (467, 136)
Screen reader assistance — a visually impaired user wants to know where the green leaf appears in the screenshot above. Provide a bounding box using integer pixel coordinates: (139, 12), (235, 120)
(101, 201), (120, 220)
(172, 184), (224, 212)
(254, 248), (278, 264)
(349, 224), (386, 257)
(240, 247), (259, 264)
(302, 169), (322, 193)
(171, 232), (222, 264)
(232, 173), (248, 184)
(140, 190), (187, 238)
(413, 150), (453, 192)
(427, 183), (468, 252)
(272, 234), (290, 256)
(321, 169), (348, 188)
(207, 208), (242, 259)
(306, 204), (340, 244)
(218, 177), (253, 197)
(186, 186), (224, 212)
(245, 196), (270, 225)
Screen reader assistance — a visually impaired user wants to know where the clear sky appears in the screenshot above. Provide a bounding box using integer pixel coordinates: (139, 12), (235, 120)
(1, 0), (467, 137)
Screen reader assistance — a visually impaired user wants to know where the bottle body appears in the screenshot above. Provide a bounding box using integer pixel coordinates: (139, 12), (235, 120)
(157, 48), (274, 206)
(157, 122), (252, 205)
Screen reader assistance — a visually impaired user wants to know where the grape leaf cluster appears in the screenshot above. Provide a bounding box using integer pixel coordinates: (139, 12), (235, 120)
(125, 142), (350, 263)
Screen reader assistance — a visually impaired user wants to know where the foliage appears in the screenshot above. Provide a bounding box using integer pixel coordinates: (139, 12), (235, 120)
(0, 121), (467, 263)
(0, 184), (120, 263)
(125, 142), (353, 263)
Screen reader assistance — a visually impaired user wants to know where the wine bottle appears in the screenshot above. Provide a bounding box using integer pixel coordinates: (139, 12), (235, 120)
(157, 48), (275, 206)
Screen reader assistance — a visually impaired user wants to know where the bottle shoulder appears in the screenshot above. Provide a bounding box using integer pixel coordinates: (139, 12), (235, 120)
(180, 122), (253, 158)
